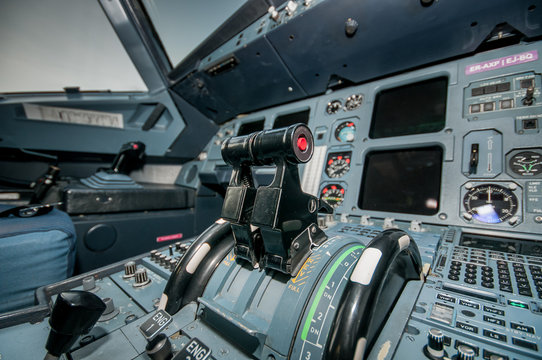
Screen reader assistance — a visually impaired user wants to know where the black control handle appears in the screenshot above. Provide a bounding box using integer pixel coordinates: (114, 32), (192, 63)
(325, 229), (423, 359)
(221, 123), (314, 166)
(45, 291), (106, 358)
(110, 141), (146, 174)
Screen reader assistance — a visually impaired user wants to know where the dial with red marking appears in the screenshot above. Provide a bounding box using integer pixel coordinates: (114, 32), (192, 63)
(320, 184), (345, 208)
(325, 151), (352, 178)
(334, 121), (356, 142)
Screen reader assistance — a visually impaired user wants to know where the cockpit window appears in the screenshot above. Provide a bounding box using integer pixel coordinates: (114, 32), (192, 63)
(141, 0), (247, 68)
(0, 0), (147, 93)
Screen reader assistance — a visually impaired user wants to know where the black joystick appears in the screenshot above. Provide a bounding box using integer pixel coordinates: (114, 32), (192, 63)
(44, 291), (106, 359)
(110, 141), (146, 174)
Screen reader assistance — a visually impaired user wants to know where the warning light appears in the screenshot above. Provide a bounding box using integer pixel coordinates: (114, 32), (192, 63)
(132, 144), (139, 150)
(340, 188), (345, 194)
(331, 185), (337, 190)
(337, 156), (342, 160)
(297, 136), (308, 151)
(328, 159), (333, 165)
(346, 158), (350, 164)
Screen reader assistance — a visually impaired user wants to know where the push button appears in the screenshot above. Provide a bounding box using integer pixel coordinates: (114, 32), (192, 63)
(459, 300), (479, 309)
(471, 87), (484, 96)
(496, 82), (511, 92)
(483, 329), (506, 342)
(510, 322), (534, 334)
(512, 337), (538, 351)
(483, 315), (505, 327)
(500, 99), (513, 109)
(470, 104), (481, 113)
(484, 85), (497, 94)
(483, 349), (509, 360)
(456, 321), (478, 333)
(483, 306), (504, 316)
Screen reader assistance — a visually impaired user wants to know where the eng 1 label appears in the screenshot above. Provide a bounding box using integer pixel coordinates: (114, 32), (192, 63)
(139, 310), (172, 340)
(465, 50), (538, 75)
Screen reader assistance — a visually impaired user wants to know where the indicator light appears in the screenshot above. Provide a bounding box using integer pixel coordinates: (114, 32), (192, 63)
(507, 300), (528, 309)
(297, 136), (308, 151)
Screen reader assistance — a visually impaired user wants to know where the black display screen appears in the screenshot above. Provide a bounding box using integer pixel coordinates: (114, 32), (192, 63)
(369, 77), (448, 139)
(273, 109), (310, 129)
(358, 146), (443, 215)
(238, 119), (265, 135)
(460, 234), (542, 257)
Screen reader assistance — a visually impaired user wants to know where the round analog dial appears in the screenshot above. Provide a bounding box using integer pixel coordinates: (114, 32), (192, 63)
(334, 121), (356, 142)
(463, 184), (518, 224)
(326, 151), (352, 178)
(326, 100), (342, 115)
(320, 184), (345, 208)
(509, 151), (542, 177)
(345, 94), (363, 110)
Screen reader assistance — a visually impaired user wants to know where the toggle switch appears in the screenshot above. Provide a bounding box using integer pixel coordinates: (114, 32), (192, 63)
(469, 143), (479, 174)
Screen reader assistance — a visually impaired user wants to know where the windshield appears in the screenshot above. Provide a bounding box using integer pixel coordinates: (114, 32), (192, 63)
(141, 0), (247, 68)
(0, 0), (147, 93)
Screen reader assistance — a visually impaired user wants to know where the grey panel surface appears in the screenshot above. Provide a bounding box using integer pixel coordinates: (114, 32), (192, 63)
(172, 36), (306, 123)
(70, 329), (139, 360)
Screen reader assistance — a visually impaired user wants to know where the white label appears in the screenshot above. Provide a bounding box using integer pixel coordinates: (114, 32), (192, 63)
(350, 248), (382, 285)
(23, 103), (123, 129)
(301, 145), (327, 196)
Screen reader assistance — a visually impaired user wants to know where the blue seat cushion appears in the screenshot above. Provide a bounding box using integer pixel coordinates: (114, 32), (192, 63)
(0, 205), (76, 313)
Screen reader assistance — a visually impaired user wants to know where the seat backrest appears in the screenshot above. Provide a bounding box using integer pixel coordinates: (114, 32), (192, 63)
(0, 205), (76, 313)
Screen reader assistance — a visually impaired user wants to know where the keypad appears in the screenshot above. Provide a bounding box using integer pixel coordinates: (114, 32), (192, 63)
(447, 246), (541, 298)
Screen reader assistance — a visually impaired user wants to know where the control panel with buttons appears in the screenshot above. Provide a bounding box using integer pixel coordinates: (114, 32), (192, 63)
(464, 72), (541, 123)
(395, 227), (542, 360)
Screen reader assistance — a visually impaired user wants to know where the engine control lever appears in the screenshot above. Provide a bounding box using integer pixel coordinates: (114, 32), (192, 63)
(44, 291), (106, 360)
(221, 123), (327, 276)
(161, 220), (232, 315)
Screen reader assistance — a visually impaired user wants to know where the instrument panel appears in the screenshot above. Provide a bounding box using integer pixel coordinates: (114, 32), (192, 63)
(196, 41), (542, 235)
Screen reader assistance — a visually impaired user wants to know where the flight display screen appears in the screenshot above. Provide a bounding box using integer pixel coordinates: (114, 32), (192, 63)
(273, 109), (310, 129)
(369, 77), (448, 139)
(358, 146), (443, 215)
(238, 119), (265, 135)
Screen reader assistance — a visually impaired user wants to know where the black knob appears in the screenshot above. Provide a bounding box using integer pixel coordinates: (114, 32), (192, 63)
(523, 86), (535, 106)
(457, 345), (475, 360)
(146, 333), (173, 360)
(45, 291), (106, 357)
(423, 328), (447, 359)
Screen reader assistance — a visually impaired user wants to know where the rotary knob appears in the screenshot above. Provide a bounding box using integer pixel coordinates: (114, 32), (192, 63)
(423, 328), (446, 359)
(457, 345), (475, 360)
(123, 261), (137, 279)
(158, 254), (167, 265)
(82, 276), (99, 293)
(133, 268), (151, 287)
(98, 297), (120, 322)
(150, 250), (158, 261)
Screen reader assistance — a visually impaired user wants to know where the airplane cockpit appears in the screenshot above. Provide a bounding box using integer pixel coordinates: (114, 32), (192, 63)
(1, 0), (542, 359)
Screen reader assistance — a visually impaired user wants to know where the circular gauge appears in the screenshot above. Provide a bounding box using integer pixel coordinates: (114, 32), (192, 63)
(334, 121), (356, 142)
(326, 100), (342, 115)
(345, 94), (363, 110)
(326, 151), (352, 178)
(320, 184), (345, 208)
(463, 184), (518, 224)
(509, 151), (542, 177)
